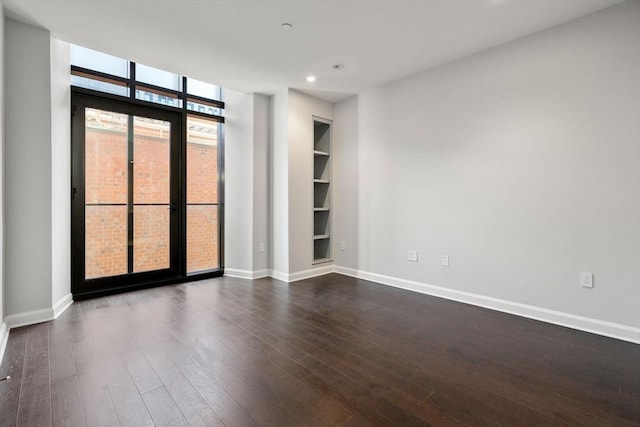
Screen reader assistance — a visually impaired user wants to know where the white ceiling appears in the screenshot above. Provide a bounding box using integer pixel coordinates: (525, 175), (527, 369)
(4, 0), (624, 102)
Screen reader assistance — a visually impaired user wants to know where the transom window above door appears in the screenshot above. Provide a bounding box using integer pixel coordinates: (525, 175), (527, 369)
(70, 45), (224, 117)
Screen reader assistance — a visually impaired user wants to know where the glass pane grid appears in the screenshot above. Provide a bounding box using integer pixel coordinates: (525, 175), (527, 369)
(71, 44), (224, 116)
(84, 108), (174, 279)
(75, 44), (224, 288)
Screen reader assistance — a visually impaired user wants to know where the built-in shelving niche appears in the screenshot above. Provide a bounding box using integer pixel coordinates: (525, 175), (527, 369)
(313, 118), (332, 264)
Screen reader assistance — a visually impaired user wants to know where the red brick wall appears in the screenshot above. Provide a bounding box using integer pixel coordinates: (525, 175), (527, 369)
(132, 132), (171, 273)
(84, 111), (219, 279)
(134, 136), (170, 204)
(85, 123), (128, 279)
(85, 128), (127, 204)
(133, 206), (170, 272)
(187, 205), (218, 272)
(187, 143), (218, 203)
(85, 206), (127, 279)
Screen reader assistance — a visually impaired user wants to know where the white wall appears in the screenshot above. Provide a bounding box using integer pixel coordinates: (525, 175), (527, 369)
(252, 94), (270, 273)
(5, 19), (53, 316)
(50, 38), (71, 306)
(224, 91), (270, 276)
(270, 89), (289, 275)
(269, 89), (334, 278)
(224, 89), (254, 273)
(4, 19), (72, 324)
(348, 1), (639, 332)
(333, 96), (359, 269)
(0, 2), (7, 355)
(287, 90), (333, 274)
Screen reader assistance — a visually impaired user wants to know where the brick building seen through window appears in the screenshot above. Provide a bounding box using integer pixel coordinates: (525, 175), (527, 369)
(84, 110), (219, 279)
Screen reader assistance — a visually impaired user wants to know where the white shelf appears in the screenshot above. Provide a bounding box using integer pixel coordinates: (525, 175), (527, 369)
(313, 119), (332, 263)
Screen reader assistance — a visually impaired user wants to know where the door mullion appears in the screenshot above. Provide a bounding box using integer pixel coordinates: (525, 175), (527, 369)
(127, 114), (134, 274)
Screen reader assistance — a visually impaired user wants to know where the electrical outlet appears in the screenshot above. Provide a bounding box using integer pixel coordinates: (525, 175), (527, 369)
(581, 272), (594, 288)
(408, 250), (418, 262)
(340, 241), (346, 251)
(258, 242), (265, 253)
(441, 255), (449, 267)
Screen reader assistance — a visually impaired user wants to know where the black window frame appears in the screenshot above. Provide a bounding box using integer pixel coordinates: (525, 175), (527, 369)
(70, 58), (225, 300)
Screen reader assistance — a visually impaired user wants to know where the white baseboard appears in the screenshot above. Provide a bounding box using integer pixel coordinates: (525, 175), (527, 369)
(0, 322), (9, 368)
(1, 294), (74, 366)
(252, 269), (271, 279)
(4, 293), (74, 330)
(333, 266), (360, 279)
(270, 264), (334, 283)
(5, 307), (55, 330)
(335, 266), (640, 344)
(288, 264), (334, 282)
(225, 268), (271, 280)
(53, 293), (73, 318)
(270, 269), (289, 282)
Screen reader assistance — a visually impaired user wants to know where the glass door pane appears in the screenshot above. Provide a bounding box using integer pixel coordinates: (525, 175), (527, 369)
(72, 90), (220, 299)
(133, 116), (171, 273)
(84, 108), (128, 279)
(186, 116), (219, 273)
(80, 102), (177, 286)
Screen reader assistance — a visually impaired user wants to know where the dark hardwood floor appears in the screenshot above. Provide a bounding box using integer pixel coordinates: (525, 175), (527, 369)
(0, 273), (638, 426)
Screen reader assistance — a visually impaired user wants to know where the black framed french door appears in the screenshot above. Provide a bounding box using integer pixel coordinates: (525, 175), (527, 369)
(71, 92), (183, 297)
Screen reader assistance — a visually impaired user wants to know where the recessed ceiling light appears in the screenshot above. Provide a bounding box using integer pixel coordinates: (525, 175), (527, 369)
(331, 63), (344, 70)
(306, 75), (316, 83)
(281, 23), (293, 30)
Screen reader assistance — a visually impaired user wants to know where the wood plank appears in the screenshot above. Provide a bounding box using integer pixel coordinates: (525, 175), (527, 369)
(124, 351), (162, 394)
(0, 327), (29, 427)
(188, 339), (298, 426)
(49, 317), (77, 381)
(198, 330), (350, 426)
(145, 351), (222, 427)
(141, 386), (189, 427)
(197, 333), (327, 426)
(16, 323), (51, 427)
(64, 302), (90, 343)
(76, 369), (121, 427)
(51, 375), (87, 427)
(169, 352), (257, 427)
(104, 364), (154, 427)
